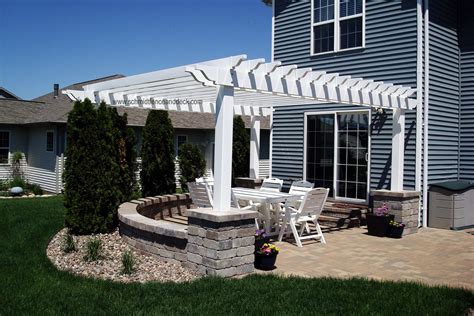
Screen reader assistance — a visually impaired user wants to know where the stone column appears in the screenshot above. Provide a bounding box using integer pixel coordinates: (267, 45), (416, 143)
(185, 208), (258, 277)
(371, 190), (420, 235)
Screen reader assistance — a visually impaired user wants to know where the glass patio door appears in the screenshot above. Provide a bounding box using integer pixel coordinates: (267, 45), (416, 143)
(306, 111), (369, 202)
(335, 112), (369, 201)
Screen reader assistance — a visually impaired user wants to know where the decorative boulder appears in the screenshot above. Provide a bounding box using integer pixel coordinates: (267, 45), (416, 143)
(10, 187), (24, 196)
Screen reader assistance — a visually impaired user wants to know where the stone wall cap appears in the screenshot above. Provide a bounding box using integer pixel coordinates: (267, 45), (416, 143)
(371, 190), (421, 198)
(187, 208), (258, 222)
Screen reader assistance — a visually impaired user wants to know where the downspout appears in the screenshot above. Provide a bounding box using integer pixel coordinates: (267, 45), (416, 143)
(416, 0), (423, 226)
(271, 0), (275, 62)
(422, 0), (430, 228)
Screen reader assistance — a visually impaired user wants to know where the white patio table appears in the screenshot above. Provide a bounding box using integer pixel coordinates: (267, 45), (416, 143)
(232, 187), (302, 235)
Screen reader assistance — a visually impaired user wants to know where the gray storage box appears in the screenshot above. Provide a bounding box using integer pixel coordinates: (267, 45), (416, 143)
(428, 181), (474, 230)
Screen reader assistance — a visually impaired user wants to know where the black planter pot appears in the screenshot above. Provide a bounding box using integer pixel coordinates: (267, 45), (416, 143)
(388, 226), (404, 238)
(366, 214), (394, 237)
(255, 237), (270, 251)
(254, 253), (277, 270)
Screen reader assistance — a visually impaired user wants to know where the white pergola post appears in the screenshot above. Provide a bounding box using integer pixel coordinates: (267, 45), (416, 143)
(213, 85), (235, 211)
(249, 116), (260, 179)
(391, 108), (405, 191)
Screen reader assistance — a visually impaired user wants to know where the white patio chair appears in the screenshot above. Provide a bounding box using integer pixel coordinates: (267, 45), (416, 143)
(278, 187), (329, 247)
(260, 178), (284, 192)
(286, 180), (315, 209)
(187, 182), (213, 208)
(196, 177), (214, 195)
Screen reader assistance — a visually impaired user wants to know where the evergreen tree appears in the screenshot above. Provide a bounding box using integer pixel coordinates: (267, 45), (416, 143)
(109, 108), (138, 202)
(178, 143), (206, 192)
(232, 116), (250, 182)
(140, 110), (176, 196)
(64, 100), (121, 234)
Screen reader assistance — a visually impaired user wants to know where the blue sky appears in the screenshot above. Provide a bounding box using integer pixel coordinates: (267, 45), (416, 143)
(0, 0), (272, 100)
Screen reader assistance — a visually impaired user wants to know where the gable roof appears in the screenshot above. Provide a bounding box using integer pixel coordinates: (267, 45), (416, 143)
(0, 87), (21, 100)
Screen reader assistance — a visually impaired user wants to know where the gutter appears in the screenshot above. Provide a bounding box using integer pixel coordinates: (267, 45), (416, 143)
(422, 0), (430, 228)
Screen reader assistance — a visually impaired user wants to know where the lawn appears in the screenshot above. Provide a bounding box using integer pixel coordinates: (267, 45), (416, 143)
(0, 196), (472, 315)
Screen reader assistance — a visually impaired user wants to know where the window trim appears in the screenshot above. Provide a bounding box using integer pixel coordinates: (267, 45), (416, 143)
(303, 109), (371, 203)
(310, 0), (366, 56)
(176, 134), (188, 156)
(0, 130), (11, 165)
(46, 130), (55, 152)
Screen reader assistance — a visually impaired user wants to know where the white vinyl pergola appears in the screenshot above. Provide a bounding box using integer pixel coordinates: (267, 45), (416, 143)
(64, 55), (417, 212)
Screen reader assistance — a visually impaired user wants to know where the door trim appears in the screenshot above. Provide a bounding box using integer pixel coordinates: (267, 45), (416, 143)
(303, 109), (371, 203)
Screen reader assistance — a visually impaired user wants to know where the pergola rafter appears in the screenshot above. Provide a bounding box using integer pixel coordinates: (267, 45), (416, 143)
(64, 55), (417, 212)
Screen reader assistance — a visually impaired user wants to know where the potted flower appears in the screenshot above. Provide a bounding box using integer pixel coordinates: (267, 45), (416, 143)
(366, 203), (394, 237)
(255, 229), (270, 251)
(254, 243), (279, 270)
(388, 220), (405, 238)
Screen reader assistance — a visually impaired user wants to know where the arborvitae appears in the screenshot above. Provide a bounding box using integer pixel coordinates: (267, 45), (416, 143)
(109, 108), (138, 202)
(232, 116), (250, 182)
(140, 110), (176, 196)
(178, 143), (206, 192)
(64, 100), (121, 234)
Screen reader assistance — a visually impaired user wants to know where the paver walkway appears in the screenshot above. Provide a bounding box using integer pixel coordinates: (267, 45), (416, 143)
(258, 227), (474, 290)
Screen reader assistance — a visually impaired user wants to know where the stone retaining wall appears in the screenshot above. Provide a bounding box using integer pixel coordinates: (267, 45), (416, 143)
(371, 190), (420, 235)
(118, 195), (258, 277)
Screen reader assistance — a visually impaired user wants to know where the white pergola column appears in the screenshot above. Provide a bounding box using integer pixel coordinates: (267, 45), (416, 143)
(391, 108), (405, 191)
(249, 116), (260, 179)
(213, 85), (234, 211)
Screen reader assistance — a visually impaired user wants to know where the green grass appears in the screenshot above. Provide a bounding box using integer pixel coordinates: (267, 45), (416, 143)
(0, 196), (472, 315)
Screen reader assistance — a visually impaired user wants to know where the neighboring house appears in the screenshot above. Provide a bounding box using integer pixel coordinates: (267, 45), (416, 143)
(271, 0), (473, 218)
(0, 76), (270, 193)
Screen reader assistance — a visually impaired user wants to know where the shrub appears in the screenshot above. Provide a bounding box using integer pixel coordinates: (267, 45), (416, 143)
(61, 232), (76, 253)
(0, 179), (9, 191)
(9, 176), (26, 189)
(110, 109), (138, 203)
(121, 250), (136, 275)
(10, 151), (24, 179)
(232, 116), (250, 182)
(30, 184), (43, 196)
(64, 99), (121, 234)
(140, 110), (176, 196)
(84, 238), (102, 262)
(178, 143), (206, 192)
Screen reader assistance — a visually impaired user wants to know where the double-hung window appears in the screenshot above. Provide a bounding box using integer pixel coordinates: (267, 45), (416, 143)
(312, 0), (365, 55)
(0, 131), (10, 164)
(176, 135), (187, 156)
(46, 131), (54, 152)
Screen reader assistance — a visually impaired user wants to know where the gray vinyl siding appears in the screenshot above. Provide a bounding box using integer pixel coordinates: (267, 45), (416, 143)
(459, 0), (474, 180)
(427, 0), (460, 183)
(272, 0), (418, 192)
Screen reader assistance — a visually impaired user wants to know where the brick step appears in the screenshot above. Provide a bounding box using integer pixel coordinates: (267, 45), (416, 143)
(322, 206), (363, 219)
(318, 215), (360, 230)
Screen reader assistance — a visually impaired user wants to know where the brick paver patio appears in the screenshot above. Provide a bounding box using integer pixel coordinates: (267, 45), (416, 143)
(258, 227), (474, 290)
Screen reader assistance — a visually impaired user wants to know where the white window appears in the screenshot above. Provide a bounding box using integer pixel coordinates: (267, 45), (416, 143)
(311, 0), (365, 55)
(46, 131), (54, 152)
(176, 135), (187, 155)
(0, 131), (10, 164)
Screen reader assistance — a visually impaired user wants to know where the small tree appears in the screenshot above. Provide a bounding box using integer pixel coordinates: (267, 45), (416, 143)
(178, 143), (206, 192)
(109, 108), (138, 202)
(140, 110), (176, 196)
(232, 116), (250, 182)
(64, 100), (121, 234)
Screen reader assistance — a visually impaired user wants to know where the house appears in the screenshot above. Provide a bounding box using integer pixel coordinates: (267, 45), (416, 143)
(270, 0), (473, 225)
(0, 76), (271, 193)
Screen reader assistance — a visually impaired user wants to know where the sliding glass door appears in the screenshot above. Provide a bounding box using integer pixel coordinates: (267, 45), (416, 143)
(306, 111), (370, 202)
